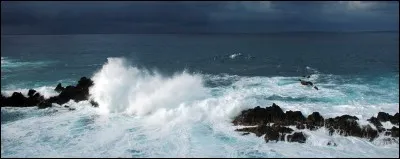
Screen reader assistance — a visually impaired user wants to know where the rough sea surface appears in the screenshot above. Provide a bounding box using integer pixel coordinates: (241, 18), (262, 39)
(1, 32), (399, 157)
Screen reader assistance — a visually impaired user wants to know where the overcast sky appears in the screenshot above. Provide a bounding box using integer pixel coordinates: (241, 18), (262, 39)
(1, 1), (399, 34)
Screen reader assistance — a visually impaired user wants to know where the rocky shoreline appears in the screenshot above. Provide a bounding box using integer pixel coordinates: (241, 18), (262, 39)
(1, 77), (98, 109)
(233, 103), (399, 144)
(1, 76), (399, 145)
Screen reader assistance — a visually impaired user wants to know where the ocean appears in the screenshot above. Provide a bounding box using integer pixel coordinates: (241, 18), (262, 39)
(1, 32), (399, 157)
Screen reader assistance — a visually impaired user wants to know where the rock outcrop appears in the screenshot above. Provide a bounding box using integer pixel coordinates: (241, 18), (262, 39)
(233, 103), (399, 144)
(1, 77), (98, 109)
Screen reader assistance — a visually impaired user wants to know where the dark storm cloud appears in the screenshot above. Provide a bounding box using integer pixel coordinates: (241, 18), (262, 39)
(1, 1), (398, 34)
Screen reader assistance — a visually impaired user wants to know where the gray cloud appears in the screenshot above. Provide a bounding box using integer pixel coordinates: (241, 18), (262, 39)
(1, 1), (398, 34)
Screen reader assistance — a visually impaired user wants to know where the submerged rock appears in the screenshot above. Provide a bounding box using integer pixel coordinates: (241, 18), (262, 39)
(391, 126), (399, 137)
(287, 132), (307, 143)
(327, 141), (337, 146)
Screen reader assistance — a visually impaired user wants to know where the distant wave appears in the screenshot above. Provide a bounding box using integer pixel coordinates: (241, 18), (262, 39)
(229, 53), (242, 59)
(1, 57), (56, 72)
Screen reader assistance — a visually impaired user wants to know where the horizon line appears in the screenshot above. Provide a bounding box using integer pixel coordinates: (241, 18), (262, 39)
(1, 30), (398, 36)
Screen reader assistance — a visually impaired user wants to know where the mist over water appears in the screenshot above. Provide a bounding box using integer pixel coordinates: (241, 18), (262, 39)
(1, 33), (399, 157)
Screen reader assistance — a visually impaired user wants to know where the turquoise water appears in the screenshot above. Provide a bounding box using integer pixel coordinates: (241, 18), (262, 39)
(1, 33), (399, 157)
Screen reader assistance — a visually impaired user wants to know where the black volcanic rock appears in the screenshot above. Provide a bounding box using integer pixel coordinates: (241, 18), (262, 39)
(390, 113), (399, 125)
(367, 117), (385, 132)
(377, 112), (391, 122)
(306, 112), (324, 129)
(0, 94), (5, 103)
(287, 132), (307, 143)
(324, 115), (379, 141)
(28, 89), (36, 97)
(264, 125), (295, 143)
(285, 110), (306, 125)
(90, 100), (99, 107)
(236, 124), (269, 137)
(55, 83), (65, 93)
(6, 92), (28, 106)
(391, 126), (399, 137)
(232, 103), (392, 144)
(236, 123), (296, 143)
(232, 103), (285, 126)
(376, 112), (398, 125)
(1, 76), (98, 109)
(45, 76), (95, 106)
(296, 123), (305, 129)
(324, 115), (359, 134)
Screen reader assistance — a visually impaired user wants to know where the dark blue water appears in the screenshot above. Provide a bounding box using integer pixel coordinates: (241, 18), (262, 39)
(1, 32), (398, 88)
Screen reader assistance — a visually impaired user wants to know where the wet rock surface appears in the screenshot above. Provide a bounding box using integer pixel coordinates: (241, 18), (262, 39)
(233, 103), (399, 144)
(1, 77), (99, 109)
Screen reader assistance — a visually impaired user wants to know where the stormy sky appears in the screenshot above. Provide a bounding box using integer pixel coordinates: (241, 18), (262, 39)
(1, 1), (399, 34)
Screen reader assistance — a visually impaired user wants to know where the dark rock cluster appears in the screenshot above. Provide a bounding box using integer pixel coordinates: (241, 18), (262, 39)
(233, 103), (399, 144)
(1, 77), (98, 109)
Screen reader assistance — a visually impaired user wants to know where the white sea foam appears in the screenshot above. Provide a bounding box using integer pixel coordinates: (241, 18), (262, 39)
(2, 86), (60, 98)
(1, 57), (398, 157)
(229, 53), (242, 59)
(1, 57), (55, 72)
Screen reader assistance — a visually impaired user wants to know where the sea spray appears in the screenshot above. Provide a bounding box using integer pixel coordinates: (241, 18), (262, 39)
(89, 57), (209, 115)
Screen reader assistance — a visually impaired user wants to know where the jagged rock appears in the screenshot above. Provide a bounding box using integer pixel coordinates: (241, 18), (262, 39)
(232, 103), (285, 126)
(324, 115), (377, 141)
(1, 92), (44, 107)
(7, 92), (28, 106)
(55, 83), (65, 93)
(233, 104), (393, 144)
(377, 112), (391, 122)
(69, 107), (76, 111)
(0, 94), (5, 103)
(285, 110), (306, 125)
(236, 123), (295, 143)
(264, 127), (280, 143)
(236, 124), (268, 137)
(324, 115), (359, 136)
(361, 125), (378, 141)
(38, 100), (52, 109)
(287, 132), (307, 143)
(296, 124), (305, 129)
(28, 89), (36, 97)
(376, 112), (398, 125)
(90, 100), (99, 107)
(391, 126), (399, 137)
(307, 112), (324, 130)
(2, 76), (99, 109)
(368, 117), (384, 132)
(390, 113), (399, 125)
(264, 125), (295, 143)
(45, 76), (95, 106)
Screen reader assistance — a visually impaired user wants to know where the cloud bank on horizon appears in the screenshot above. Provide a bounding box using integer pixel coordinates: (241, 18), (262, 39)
(1, 1), (398, 34)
